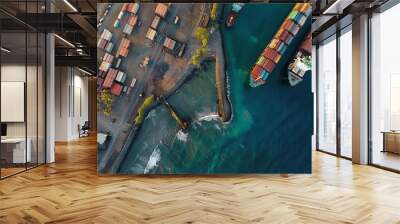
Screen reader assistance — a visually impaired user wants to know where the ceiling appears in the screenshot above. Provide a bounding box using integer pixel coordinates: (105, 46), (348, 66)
(312, 0), (390, 44)
(0, 0), (96, 73)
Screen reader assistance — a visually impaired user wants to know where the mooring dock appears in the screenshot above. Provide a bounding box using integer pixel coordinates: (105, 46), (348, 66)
(159, 96), (188, 130)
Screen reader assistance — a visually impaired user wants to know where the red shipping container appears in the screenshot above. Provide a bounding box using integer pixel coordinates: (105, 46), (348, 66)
(251, 65), (262, 79)
(264, 59), (276, 73)
(264, 48), (277, 61)
(127, 3), (133, 12)
(282, 20), (290, 31)
(104, 69), (118, 88)
(285, 20), (294, 31)
(279, 19), (288, 30)
(280, 30), (288, 42)
(111, 83), (123, 96)
(263, 48), (272, 60)
(283, 20), (288, 30)
(122, 3), (128, 11)
(262, 59), (269, 69)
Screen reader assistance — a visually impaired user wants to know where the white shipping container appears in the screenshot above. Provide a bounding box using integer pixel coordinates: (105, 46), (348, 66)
(132, 3), (140, 14)
(116, 71), (124, 82)
(115, 58), (122, 68)
(106, 42), (114, 52)
(118, 11), (124, 20)
(123, 24), (133, 35)
(130, 78), (137, 88)
(104, 33), (112, 41)
(100, 62), (111, 71)
(97, 39), (102, 48)
(127, 78), (137, 95)
(121, 74), (127, 83)
(101, 29), (112, 40)
(116, 72), (127, 84)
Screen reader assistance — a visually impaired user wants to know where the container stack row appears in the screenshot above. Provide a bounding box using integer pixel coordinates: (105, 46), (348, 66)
(97, 29), (112, 51)
(116, 38), (130, 58)
(249, 3), (311, 87)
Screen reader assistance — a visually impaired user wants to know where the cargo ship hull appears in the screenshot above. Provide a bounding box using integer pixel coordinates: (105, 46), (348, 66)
(249, 3), (311, 87)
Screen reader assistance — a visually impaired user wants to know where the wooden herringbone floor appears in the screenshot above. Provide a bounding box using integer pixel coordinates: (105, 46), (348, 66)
(1, 136), (400, 224)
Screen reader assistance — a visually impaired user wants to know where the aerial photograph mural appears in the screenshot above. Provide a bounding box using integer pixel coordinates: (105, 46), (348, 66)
(96, 3), (313, 174)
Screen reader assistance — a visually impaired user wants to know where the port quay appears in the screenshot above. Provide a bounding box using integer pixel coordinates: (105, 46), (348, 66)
(97, 3), (313, 174)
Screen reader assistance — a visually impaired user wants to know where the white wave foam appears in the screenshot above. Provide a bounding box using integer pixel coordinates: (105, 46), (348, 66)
(223, 71), (233, 124)
(197, 113), (220, 122)
(143, 146), (161, 174)
(176, 130), (189, 142)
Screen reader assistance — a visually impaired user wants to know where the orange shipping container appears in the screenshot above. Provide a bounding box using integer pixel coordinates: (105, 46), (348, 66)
(128, 15), (138, 26)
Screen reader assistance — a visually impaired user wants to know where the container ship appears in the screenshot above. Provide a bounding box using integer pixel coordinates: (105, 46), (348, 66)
(226, 3), (244, 28)
(249, 3), (312, 87)
(287, 32), (311, 86)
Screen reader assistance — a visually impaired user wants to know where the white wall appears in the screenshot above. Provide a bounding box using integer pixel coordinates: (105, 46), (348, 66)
(1, 65), (41, 137)
(54, 67), (89, 141)
(1, 64), (46, 163)
(55, 66), (69, 141)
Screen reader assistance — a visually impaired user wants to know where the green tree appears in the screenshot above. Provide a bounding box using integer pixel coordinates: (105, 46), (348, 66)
(211, 3), (219, 22)
(134, 95), (155, 124)
(97, 90), (114, 116)
(191, 47), (208, 66)
(194, 27), (209, 47)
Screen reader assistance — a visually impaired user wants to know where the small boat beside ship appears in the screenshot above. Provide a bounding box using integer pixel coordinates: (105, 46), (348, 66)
(226, 3), (244, 28)
(249, 3), (312, 87)
(287, 32), (311, 86)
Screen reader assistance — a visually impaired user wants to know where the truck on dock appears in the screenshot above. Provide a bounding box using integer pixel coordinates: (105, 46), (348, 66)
(126, 78), (137, 95)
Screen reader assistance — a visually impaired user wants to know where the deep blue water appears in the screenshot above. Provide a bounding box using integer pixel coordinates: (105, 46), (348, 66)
(119, 3), (313, 174)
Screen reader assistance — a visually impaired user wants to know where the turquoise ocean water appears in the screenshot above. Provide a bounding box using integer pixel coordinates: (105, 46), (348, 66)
(119, 3), (313, 174)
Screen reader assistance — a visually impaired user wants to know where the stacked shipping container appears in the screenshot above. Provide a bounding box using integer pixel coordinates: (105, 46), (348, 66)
(99, 53), (114, 72)
(163, 37), (176, 50)
(97, 29), (112, 50)
(126, 3), (140, 14)
(249, 3), (311, 87)
(98, 3), (140, 94)
(123, 15), (138, 35)
(103, 68), (118, 88)
(116, 38), (130, 57)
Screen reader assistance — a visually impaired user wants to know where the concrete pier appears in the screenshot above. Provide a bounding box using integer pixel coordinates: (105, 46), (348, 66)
(212, 29), (232, 122)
